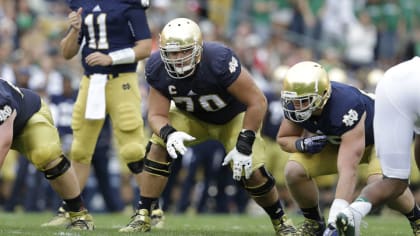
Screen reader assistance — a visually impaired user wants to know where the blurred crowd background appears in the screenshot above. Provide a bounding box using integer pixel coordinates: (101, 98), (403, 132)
(1, 0), (420, 217)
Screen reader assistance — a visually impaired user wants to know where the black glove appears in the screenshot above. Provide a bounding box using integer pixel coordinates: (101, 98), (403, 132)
(295, 135), (328, 154)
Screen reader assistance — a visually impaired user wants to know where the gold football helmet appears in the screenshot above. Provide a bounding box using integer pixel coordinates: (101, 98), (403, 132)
(281, 61), (331, 122)
(159, 18), (203, 79)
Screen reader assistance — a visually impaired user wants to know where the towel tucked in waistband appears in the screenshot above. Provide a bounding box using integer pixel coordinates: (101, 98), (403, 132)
(85, 73), (107, 120)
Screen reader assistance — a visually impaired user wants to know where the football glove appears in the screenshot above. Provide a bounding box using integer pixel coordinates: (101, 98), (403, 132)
(222, 130), (256, 181)
(160, 124), (195, 159)
(295, 135), (327, 154)
(166, 131), (195, 159)
(140, 0), (150, 9)
(222, 148), (252, 181)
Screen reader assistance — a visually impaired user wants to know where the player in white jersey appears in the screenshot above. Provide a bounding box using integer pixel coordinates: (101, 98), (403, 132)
(336, 57), (420, 236)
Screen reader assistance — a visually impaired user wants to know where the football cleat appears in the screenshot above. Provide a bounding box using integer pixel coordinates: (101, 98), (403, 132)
(41, 206), (70, 227)
(151, 208), (165, 228)
(336, 207), (362, 236)
(323, 224), (338, 236)
(67, 209), (95, 230)
(410, 218), (420, 236)
(119, 209), (151, 232)
(272, 215), (297, 236)
(295, 218), (326, 236)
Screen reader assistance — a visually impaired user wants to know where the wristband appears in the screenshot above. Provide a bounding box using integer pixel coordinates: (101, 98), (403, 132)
(236, 129), (256, 155)
(109, 48), (135, 65)
(159, 124), (177, 142)
(295, 138), (305, 152)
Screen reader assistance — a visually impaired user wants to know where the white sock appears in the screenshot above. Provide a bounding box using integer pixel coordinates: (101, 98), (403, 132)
(349, 200), (372, 217)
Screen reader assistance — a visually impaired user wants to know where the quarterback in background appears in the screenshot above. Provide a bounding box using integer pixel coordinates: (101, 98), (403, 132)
(276, 61), (418, 236)
(118, 17), (296, 235)
(41, 0), (161, 230)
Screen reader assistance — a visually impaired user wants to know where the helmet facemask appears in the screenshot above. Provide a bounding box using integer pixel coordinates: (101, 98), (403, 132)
(281, 91), (327, 122)
(160, 43), (202, 79)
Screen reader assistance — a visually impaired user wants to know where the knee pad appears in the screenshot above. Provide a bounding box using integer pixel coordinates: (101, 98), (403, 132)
(71, 141), (93, 164)
(31, 143), (63, 169)
(143, 157), (171, 177)
(120, 142), (144, 162)
(43, 155), (71, 180)
(127, 159), (144, 174)
(127, 141), (155, 174)
(239, 166), (276, 197)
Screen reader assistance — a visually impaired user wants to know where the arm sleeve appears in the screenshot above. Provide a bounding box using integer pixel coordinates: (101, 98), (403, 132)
(125, 7), (152, 41)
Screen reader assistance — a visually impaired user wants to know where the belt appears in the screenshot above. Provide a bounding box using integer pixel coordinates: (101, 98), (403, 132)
(107, 73), (120, 80)
(86, 72), (135, 80)
(86, 73), (120, 80)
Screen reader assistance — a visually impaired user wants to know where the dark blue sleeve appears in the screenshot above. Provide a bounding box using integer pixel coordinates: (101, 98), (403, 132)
(0, 85), (14, 126)
(211, 46), (242, 88)
(125, 7), (151, 41)
(330, 100), (365, 136)
(67, 0), (80, 11)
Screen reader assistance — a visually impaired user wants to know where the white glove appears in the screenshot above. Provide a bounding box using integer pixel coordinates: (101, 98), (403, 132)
(222, 148), (252, 181)
(166, 131), (195, 159)
(140, 0), (150, 8)
(327, 198), (349, 227)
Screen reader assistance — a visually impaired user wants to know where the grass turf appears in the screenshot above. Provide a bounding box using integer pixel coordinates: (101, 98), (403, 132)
(0, 211), (412, 235)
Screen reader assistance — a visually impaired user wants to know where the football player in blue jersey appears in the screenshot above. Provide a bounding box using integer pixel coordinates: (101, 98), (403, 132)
(118, 17), (296, 235)
(42, 0), (155, 228)
(261, 66), (294, 210)
(0, 79), (94, 230)
(336, 57), (420, 236)
(276, 61), (419, 236)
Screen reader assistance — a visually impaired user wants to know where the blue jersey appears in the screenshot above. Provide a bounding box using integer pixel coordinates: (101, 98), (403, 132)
(146, 42), (246, 125)
(68, 0), (151, 75)
(262, 90), (284, 140)
(49, 92), (77, 136)
(0, 79), (41, 136)
(290, 81), (375, 146)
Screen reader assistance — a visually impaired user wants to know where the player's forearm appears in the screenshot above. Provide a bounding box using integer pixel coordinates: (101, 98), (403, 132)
(133, 38), (152, 61)
(60, 29), (80, 59)
(148, 114), (170, 137)
(0, 141), (12, 169)
(242, 99), (266, 132)
(277, 136), (300, 153)
(335, 170), (358, 202)
(0, 150), (7, 169)
(109, 38), (152, 65)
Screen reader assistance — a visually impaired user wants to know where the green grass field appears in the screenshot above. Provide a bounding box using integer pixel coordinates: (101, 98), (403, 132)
(0, 211), (412, 235)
